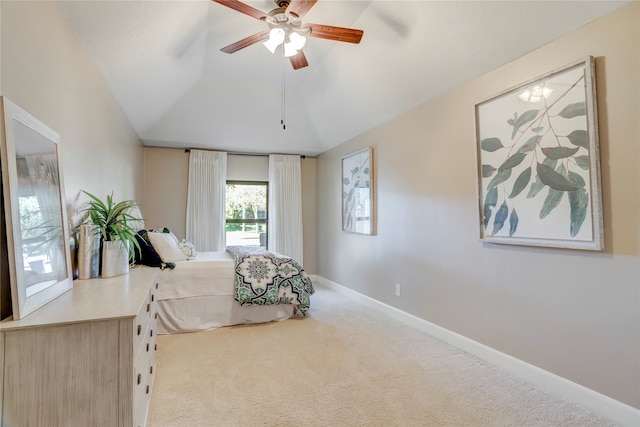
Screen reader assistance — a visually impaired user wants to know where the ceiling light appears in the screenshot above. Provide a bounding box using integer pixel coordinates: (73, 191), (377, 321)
(264, 27), (306, 57)
(263, 28), (285, 54)
(283, 42), (298, 57)
(287, 32), (306, 50)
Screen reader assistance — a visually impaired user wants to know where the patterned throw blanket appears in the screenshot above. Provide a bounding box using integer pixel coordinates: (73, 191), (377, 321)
(226, 246), (315, 316)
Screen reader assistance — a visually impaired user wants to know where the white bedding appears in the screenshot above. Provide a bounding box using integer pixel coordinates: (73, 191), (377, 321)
(156, 251), (235, 300)
(154, 251), (294, 334)
(157, 295), (293, 334)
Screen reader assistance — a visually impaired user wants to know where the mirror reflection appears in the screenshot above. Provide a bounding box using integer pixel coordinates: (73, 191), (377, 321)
(13, 119), (67, 297)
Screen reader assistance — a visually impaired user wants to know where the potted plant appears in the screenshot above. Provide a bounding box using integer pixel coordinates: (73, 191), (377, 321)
(81, 191), (142, 278)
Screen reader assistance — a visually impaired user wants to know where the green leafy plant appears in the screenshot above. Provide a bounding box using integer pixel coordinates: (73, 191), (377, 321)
(480, 72), (591, 238)
(81, 191), (141, 261)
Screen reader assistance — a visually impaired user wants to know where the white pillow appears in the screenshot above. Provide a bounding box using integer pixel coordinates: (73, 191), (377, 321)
(150, 228), (179, 245)
(147, 232), (188, 263)
(179, 239), (197, 260)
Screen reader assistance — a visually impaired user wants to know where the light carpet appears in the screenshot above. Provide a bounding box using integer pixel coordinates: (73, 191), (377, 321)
(147, 284), (617, 427)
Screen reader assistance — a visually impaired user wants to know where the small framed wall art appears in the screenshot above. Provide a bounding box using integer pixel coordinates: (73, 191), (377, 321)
(342, 147), (374, 235)
(474, 56), (603, 250)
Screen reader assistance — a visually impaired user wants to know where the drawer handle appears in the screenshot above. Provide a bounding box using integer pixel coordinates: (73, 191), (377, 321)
(146, 343), (149, 352)
(155, 313), (158, 320)
(137, 325), (141, 335)
(155, 344), (157, 351)
(146, 385), (150, 395)
(137, 374), (141, 385)
(156, 282), (159, 289)
(151, 294), (155, 302)
(147, 303), (150, 313)
(150, 329), (153, 337)
(150, 366), (153, 375)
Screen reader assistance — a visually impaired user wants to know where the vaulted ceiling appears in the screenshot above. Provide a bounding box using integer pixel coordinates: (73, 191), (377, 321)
(60, 0), (630, 156)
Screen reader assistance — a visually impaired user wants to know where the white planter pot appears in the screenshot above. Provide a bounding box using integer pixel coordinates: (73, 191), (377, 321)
(101, 240), (129, 278)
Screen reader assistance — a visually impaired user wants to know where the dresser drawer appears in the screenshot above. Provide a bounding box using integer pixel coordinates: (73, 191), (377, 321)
(134, 358), (152, 427)
(148, 316), (158, 390)
(133, 290), (154, 353)
(133, 293), (158, 420)
(133, 357), (149, 412)
(133, 338), (156, 427)
(135, 387), (152, 427)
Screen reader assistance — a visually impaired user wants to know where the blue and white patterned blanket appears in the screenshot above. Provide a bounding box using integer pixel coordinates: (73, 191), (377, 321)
(226, 246), (314, 316)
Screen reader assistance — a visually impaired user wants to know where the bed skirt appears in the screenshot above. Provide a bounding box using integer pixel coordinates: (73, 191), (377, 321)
(157, 294), (294, 334)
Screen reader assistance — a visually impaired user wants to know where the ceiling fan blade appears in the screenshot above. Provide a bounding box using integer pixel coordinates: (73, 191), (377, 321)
(221, 30), (270, 54)
(305, 24), (363, 44)
(285, 0), (317, 18)
(289, 50), (309, 70)
(211, 0), (267, 21)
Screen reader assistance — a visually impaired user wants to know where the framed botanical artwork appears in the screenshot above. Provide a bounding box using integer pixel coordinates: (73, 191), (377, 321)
(474, 56), (603, 250)
(342, 147), (374, 235)
(0, 97), (74, 319)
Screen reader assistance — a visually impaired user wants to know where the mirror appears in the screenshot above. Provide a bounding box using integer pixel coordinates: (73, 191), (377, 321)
(1, 97), (73, 319)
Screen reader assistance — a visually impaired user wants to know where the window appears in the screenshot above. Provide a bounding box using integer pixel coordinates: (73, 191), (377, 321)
(225, 181), (268, 249)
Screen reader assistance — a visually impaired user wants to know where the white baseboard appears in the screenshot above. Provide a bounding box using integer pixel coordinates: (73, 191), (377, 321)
(311, 275), (640, 427)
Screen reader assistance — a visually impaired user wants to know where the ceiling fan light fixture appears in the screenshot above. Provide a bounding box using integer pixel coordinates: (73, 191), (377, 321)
(283, 42), (297, 57)
(289, 31), (306, 50)
(283, 32), (306, 57)
(213, 0), (363, 70)
(263, 28), (286, 54)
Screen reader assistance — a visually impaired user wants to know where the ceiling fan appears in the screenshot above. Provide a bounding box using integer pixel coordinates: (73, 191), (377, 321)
(212, 0), (364, 70)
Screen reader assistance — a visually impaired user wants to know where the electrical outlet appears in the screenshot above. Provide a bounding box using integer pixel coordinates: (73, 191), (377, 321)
(395, 283), (401, 297)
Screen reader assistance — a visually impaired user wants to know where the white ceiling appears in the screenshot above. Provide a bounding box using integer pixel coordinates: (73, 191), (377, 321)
(59, 0), (630, 156)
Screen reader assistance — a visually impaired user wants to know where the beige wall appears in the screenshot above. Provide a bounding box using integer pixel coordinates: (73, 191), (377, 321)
(1, 1), (144, 211)
(142, 148), (189, 237)
(227, 154), (269, 181)
(143, 148), (317, 273)
(1, 1), (144, 317)
(316, 3), (639, 409)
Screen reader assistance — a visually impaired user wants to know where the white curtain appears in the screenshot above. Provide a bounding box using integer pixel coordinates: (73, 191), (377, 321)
(186, 150), (227, 251)
(268, 154), (303, 263)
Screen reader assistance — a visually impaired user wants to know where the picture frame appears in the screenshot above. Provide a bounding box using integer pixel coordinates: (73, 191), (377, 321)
(474, 56), (603, 250)
(1, 97), (73, 319)
(342, 147), (374, 235)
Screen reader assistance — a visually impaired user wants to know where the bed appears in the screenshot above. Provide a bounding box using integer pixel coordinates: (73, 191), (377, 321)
(151, 246), (314, 334)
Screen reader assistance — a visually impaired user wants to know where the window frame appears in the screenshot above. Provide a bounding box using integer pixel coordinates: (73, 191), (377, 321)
(225, 180), (268, 248)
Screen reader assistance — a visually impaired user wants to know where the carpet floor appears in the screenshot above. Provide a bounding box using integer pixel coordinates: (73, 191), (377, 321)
(147, 284), (617, 427)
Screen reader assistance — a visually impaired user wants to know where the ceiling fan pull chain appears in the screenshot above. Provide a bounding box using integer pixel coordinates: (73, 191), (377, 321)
(281, 46), (286, 130)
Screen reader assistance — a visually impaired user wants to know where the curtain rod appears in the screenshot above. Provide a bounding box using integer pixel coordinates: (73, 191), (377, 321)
(184, 148), (307, 159)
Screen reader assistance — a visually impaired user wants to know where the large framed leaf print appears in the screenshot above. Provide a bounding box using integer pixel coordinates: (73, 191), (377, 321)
(475, 57), (603, 250)
(342, 147), (374, 235)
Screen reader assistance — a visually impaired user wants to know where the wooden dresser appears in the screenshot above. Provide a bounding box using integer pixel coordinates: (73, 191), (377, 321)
(0, 268), (159, 427)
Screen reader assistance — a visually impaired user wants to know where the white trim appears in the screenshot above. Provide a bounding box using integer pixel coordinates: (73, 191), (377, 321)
(311, 275), (640, 427)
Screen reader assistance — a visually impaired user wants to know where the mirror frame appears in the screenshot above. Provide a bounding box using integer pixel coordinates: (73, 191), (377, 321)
(0, 97), (73, 319)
